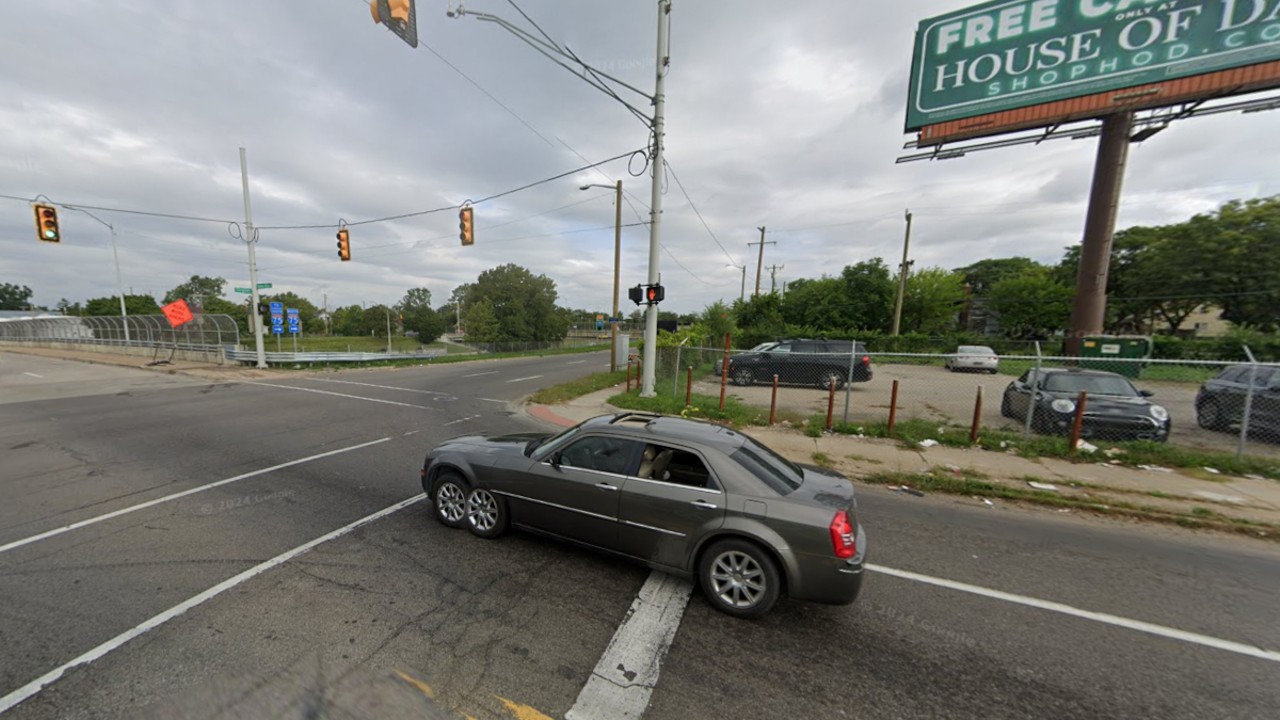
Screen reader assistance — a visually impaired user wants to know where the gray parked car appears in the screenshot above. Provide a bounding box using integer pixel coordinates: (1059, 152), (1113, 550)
(420, 412), (866, 618)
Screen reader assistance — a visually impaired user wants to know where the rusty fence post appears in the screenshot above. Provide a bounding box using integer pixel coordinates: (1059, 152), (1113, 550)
(626, 361), (632, 392)
(969, 385), (984, 445)
(769, 374), (779, 427)
(825, 380), (836, 431)
(1069, 390), (1089, 452)
(719, 334), (731, 412)
(888, 380), (900, 435)
(685, 366), (693, 407)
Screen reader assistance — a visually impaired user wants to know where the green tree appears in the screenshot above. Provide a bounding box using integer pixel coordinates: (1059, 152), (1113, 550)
(466, 264), (567, 341)
(203, 297), (251, 334)
(780, 277), (846, 329)
(986, 271), (1072, 339)
(398, 287), (444, 342)
(331, 305), (368, 336)
(838, 259), (895, 331)
(1189, 197), (1280, 331)
(84, 294), (161, 316)
(163, 276), (226, 310)
(733, 293), (786, 342)
(464, 299), (500, 342)
(0, 283), (34, 310)
(701, 300), (737, 347)
(901, 267), (966, 335)
(56, 298), (83, 316)
(954, 257), (1043, 295)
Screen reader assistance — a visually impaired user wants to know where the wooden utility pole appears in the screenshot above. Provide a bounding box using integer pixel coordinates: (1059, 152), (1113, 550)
(748, 226), (775, 297)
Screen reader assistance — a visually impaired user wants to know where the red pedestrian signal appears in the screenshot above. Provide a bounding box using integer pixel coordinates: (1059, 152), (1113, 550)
(33, 203), (60, 243)
(459, 206), (475, 246)
(646, 285), (665, 303)
(336, 228), (351, 261)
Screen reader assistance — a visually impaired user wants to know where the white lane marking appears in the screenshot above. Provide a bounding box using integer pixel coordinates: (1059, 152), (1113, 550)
(462, 371), (499, 378)
(0, 438), (393, 555)
(248, 382), (442, 411)
(23, 372), (44, 378)
(443, 415), (482, 427)
(0, 494), (426, 715)
(566, 571), (692, 720)
(868, 564), (1280, 664)
(506, 375), (544, 383)
(307, 378), (452, 397)
(567, 361), (587, 365)
(479, 398), (506, 404)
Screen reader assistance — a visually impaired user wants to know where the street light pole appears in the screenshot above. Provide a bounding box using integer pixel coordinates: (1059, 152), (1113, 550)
(65, 206), (130, 345)
(240, 147), (268, 369)
(891, 209), (914, 337)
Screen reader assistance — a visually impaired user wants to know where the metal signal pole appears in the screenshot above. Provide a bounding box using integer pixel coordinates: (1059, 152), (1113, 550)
(641, 0), (671, 397)
(240, 147), (267, 369)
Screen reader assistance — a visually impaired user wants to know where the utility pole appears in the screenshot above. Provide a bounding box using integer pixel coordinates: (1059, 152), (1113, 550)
(386, 308), (392, 354)
(640, 0), (671, 398)
(323, 293), (329, 336)
(748, 226), (775, 297)
(240, 147), (267, 369)
(891, 209), (914, 337)
(767, 264), (785, 294)
(611, 180), (622, 372)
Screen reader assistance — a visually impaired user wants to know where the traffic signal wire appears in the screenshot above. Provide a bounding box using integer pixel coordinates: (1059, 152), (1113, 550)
(0, 193), (236, 226)
(253, 148), (642, 231)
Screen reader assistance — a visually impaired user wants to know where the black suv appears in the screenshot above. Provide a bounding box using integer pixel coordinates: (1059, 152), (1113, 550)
(1195, 364), (1280, 439)
(726, 339), (872, 390)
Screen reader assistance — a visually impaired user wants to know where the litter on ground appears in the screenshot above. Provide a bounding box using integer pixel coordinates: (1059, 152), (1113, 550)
(1027, 481), (1058, 491)
(1137, 464), (1174, 473)
(918, 439), (940, 448)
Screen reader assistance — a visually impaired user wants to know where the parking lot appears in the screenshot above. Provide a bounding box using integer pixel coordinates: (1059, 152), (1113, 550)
(699, 361), (1278, 458)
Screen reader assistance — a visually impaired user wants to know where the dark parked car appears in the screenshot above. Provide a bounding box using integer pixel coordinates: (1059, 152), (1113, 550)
(420, 412), (866, 618)
(1000, 367), (1170, 442)
(726, 339), (872, 390)
(1196, 365), (1280, 439)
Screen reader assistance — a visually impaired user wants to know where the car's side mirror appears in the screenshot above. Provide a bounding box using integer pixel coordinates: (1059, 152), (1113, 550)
(549, 451), (562, 467)
(1140, 389), (1154, 398)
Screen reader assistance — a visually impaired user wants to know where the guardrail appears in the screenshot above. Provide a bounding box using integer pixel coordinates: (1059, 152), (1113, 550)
(224, 348), (438, 363)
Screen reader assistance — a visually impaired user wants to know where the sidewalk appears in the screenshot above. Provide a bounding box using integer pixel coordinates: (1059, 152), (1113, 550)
(1, 345), (277, 381)
(527, 388), (1280, 532)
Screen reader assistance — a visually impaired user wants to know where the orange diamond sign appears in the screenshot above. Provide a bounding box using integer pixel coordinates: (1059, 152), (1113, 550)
(161, 299), (194, 328)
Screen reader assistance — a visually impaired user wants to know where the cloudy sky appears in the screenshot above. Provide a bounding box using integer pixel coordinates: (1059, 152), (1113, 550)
(3, 0), (1278, 317)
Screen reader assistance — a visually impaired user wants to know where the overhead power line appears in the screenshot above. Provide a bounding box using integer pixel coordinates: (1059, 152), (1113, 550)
(663, 160), (739, 267)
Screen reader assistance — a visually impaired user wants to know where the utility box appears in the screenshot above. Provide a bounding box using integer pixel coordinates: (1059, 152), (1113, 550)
(1079, 335), (1152, 378)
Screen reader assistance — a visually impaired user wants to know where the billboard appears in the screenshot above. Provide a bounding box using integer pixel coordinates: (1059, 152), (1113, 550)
(906, 0), (1280, 134)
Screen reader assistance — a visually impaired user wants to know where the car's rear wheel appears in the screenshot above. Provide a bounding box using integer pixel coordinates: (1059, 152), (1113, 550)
(1000, 394), (1014, 419)
(466, 488), (508, 539)
(817, 370), (845, 391)
(699, 539), (781, 619)
(431, 471), (469, 529)
(1197, 399), (1227, 432)
(731, 367), (755, 386)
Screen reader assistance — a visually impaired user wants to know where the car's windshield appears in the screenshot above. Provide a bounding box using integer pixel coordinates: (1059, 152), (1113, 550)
(958, 346), (994, 355)
(530, 425), (582, 459)
(732, 437), (804, 493)
(1043, 373), (1138, 396)
(749, 342), (777, 352)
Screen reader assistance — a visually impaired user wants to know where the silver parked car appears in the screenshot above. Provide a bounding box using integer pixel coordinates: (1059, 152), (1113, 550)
(945, 345), (999, 373)
(420, 412), (867, 618)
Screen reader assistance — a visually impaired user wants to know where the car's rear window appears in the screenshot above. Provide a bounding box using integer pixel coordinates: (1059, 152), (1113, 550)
(731, 441), (803, 494)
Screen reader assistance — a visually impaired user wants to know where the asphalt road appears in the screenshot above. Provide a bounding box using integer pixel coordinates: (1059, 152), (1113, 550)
(1, 350), (1278, 719)
(709, 362), (1279, 457)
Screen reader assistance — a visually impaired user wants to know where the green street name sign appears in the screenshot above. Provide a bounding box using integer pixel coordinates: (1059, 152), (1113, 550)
(257, 283), (272, 289)
(906, 0), (1280, 131)
(234, 287), (252, 294)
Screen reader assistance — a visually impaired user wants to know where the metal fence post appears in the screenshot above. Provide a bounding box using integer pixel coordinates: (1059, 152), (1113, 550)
(673, 339), (688, 398)
(1023, 341), (1042, 439)
(842, 339), (856, 424)
(1238, 345), (1258, 460)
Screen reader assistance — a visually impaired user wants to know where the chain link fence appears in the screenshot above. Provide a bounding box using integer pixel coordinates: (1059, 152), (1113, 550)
(0, 314), (240, 357)
(462, 338), (610, 354)
(644, 343), (1280, 460)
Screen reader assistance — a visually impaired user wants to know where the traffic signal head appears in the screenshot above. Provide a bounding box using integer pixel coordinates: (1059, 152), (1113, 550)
(646, 285), (665, 304)
(336, 228), (351, 261)
(459, 207), (475, 246)
(628, 285), (643, 306)
(370, 0), (418, 48)
(33, 203), (60, 243)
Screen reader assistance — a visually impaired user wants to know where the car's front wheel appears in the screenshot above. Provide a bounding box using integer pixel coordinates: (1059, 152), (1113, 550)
(1196, 399), (1227, 432)
(699, 539), (781, 619)
(817, 370), (845, 391)
(431, 471), (469, 529)
(466, 488), (508, 539)
(731, 367), (755, 386)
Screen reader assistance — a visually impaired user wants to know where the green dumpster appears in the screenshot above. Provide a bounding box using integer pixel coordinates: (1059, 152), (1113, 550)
(1079, 335), (1152, 378)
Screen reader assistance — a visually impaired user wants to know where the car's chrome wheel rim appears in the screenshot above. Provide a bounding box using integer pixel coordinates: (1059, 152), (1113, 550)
(437, 481), (466, 523)
(710, 550), (765, 608)
(467, 489), (498, 531)
(733, 369), (753, 385)
(820, 372), (841, 389)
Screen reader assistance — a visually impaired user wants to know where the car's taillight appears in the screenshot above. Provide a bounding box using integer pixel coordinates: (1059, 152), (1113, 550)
(861, 356), (870, 365)
(829, 510), (856, 559)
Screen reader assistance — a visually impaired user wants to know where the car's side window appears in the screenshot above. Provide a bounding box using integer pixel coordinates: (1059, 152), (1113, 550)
(559, 436), (643, 476)
(1219, 367), (1246, 383)
(637, 444), (716, 490)
(1253, 367), (1275, 387)
(772, 343), (792, 353)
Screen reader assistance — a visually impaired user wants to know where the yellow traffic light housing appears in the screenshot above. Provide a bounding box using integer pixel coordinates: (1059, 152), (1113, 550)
(459, 206), (475, 246)
(370, 0), (418, 48)
(336, 228), (351, 261)
(33, 203), (60, 243)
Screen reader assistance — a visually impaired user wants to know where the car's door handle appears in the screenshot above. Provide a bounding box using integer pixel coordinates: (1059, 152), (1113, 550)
(595, 482), (619, 492)
(690, 499), (717, 510)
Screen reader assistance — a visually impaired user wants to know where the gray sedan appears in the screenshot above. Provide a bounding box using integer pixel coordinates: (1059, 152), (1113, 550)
(420, 412), (866, 618)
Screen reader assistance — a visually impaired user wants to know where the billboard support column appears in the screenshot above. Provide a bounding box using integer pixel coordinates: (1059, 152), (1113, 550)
(1066, 111), (1133, 357)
